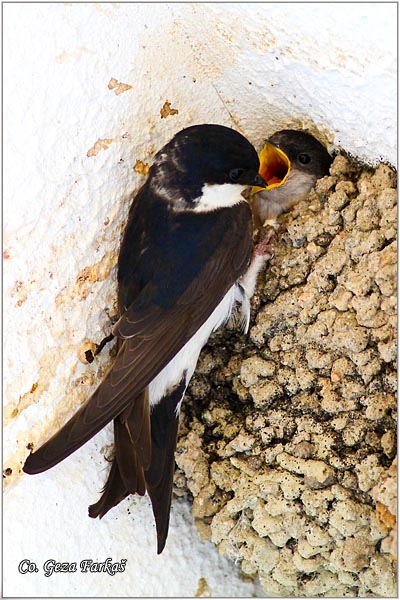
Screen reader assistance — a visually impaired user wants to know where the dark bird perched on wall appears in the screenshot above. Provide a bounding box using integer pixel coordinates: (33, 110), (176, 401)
(251, 129), (333, 227)
(24, 124), (271, 554)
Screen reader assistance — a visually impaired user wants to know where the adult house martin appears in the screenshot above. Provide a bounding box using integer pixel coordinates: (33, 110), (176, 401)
(24, 124), (270, 554)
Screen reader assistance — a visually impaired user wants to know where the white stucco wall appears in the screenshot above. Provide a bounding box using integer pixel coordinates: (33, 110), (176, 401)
(4, 3), (397, 597)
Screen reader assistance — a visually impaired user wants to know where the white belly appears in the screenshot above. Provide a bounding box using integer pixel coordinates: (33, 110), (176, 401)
(148, 285), (236, 407)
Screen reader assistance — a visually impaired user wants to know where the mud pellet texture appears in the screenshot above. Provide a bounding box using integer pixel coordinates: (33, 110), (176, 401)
(175, 155), (397, 597)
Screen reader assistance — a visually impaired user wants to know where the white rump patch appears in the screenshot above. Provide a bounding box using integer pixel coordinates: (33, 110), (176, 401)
(149, 285), (236, 406)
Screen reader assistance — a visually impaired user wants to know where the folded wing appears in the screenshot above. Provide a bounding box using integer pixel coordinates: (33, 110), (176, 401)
(24, 202), (253, 475)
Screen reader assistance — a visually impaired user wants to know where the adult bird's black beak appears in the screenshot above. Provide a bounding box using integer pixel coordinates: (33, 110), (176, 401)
(253, 173), (268, 188)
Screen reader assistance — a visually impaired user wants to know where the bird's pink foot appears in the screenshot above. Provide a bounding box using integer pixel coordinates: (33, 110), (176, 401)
(253, 227), (276, 262)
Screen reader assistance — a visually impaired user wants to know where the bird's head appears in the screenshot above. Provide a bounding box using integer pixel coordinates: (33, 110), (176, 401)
(149, 124), (267, 209)
(252, 129), (333, 195)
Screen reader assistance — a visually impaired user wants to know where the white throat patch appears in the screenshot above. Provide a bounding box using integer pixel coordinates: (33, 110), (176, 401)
(194, 183), (246, 213)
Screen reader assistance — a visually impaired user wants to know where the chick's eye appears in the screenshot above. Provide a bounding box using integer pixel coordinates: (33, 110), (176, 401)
(229, 168), (245, 182)
(298, 153), (311, 165)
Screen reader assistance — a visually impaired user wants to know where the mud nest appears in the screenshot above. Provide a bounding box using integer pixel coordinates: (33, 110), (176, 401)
(174, 155), (397, 597)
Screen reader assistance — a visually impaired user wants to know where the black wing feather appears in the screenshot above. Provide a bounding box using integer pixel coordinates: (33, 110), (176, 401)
(146, 377), (186, 554)
(24, 199), (252, 476)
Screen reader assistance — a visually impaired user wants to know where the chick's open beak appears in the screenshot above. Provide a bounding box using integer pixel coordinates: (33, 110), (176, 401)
(252, 141), (291, 195)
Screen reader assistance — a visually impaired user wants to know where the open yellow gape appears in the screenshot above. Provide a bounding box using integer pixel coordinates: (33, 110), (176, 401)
(252, 142), (291, 194)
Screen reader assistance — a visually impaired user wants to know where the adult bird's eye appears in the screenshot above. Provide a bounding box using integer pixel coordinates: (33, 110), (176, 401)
(298, 153), (311, 165)
(229, 168), (245, 182)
